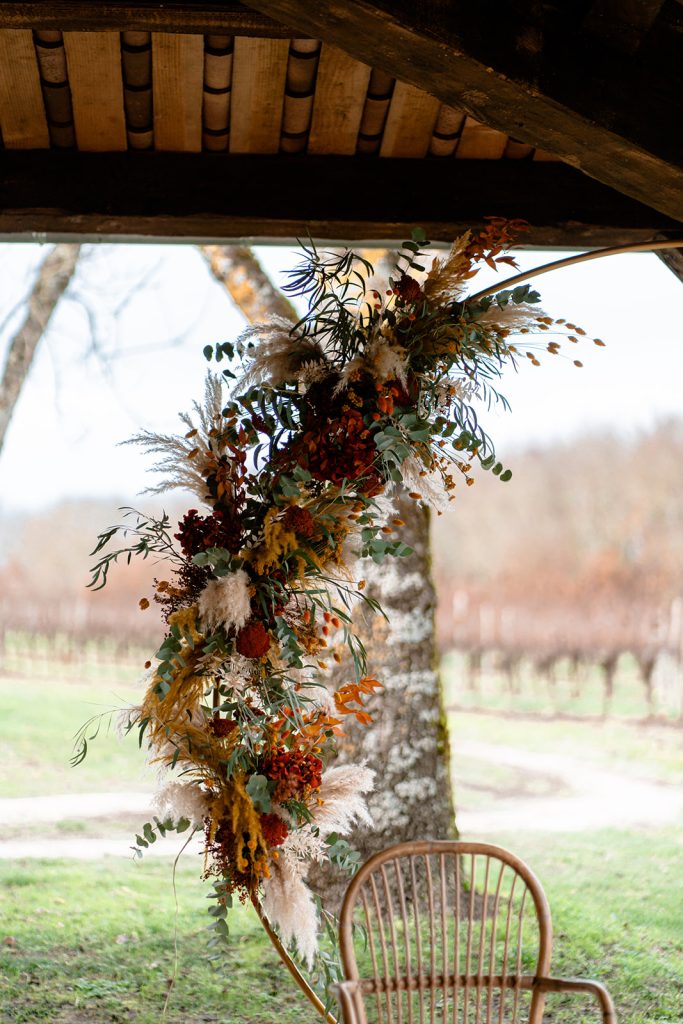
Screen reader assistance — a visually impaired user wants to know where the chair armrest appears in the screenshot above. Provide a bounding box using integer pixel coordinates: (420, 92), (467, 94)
(534, 975), (617, 1023)
(330, 980), (364, 1024)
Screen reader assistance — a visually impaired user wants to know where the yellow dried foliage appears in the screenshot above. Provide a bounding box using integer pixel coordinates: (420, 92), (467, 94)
(207, 773), (270, 883)
(247, 507), (298, 574)
(167, 605), (203, 645)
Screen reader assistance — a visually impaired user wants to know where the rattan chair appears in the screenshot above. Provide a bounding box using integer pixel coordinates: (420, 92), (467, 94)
(334, 840), (616, 1024)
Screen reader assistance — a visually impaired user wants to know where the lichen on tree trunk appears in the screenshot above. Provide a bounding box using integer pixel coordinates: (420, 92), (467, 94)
(310, 495), (456, 907)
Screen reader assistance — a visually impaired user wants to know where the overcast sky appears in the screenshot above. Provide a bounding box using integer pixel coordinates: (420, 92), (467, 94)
(0, 241), (681, 516)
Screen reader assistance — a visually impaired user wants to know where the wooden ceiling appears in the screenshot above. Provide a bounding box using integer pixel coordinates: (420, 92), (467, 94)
(0, 1), (680, 245)
(0, 28), (559, 161)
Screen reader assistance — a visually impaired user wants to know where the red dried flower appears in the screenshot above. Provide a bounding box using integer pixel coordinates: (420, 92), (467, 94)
(175, 508), (242, 557)
(303, 407), (378, 487)
(282, 505), (315, 538)
(259, 812), (289, 848)
(236, 621), (271, 659)
(263, 749), (323, 801)
(210, 716), (238, 738)
(396, 275), (423, 302)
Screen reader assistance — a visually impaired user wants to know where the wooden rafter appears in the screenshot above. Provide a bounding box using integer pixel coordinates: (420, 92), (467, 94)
(240, 0), (683, 222)
(0, 151), (677, 245)
(0, 1), (291, 36)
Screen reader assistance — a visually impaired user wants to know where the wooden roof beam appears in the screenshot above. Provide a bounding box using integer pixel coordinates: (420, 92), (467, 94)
(243, 0), (683, 223)
(0, 1), (291, 37)
(0, 151), (677, 246)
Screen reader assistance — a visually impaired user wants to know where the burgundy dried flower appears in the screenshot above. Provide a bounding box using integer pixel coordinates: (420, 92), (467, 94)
(236, 621), (271, 659)
(396, 275), (423, 302)
(210, 716), (238, 738)
(282, 505), (315, 538)
(175, 508), (242, 557)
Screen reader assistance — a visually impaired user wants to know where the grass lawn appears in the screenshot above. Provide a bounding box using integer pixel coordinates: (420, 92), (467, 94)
(493, 828), (683, 1024)
(0, 858), (316, 1024)
(0, 675), (150, 797)
(2, 662), (683, 1022)
(444, 659), (683, 789)
(441, 650), (681, 723)
(1, 831), (681, 1024)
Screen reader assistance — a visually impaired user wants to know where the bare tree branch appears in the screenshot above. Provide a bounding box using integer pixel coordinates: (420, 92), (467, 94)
(199, 244), (298, 324)
(0, 244), (81, 455)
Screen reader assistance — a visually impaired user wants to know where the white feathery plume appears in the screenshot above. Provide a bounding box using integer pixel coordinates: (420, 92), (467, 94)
(134, 664), (158, 690)
(476, 301), (547, 333)
(197, 569), (251, 633)
(334, 334), (409, 394)
(297, 359), (332, 388)
(278, 825), (327, 867)
(236, 318), (326, 388)
(366, 335), (409, 386)
(261, 858), (319, 968)
(124, 374), (227, 500)
(298, 679), (337, 716)
(333, 354), (365, 392)
(311, 763), (375, 836)
(152, 781), (210, 827)
(399, 455), (450, 510)
(422, 233), (473, 302)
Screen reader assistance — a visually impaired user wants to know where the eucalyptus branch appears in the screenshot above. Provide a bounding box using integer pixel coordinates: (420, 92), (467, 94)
(88, 507), (181, 590)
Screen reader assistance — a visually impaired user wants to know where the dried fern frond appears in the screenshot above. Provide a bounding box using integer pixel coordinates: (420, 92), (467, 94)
(124, 374), (229, 500)
(423, 233), (475, 303)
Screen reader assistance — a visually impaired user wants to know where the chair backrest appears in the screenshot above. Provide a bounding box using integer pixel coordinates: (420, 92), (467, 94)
(339, 840), (553, 1024)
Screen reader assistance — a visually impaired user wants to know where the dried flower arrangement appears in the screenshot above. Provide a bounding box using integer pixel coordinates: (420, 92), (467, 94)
(74, 225), (601, 1011)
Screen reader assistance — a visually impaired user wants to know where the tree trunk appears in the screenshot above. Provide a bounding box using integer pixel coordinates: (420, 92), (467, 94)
(199, 244), (298, 322)
(346, 494), (455, 842)
(0, 243), (81, 454)
(309, 495), (456, 909)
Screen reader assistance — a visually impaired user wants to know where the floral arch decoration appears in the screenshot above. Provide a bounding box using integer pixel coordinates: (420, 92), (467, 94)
(77, 223), (611, 1016)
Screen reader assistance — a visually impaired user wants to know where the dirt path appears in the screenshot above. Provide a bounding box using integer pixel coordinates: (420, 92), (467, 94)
(0, 790), (205, 858)
(1, 742), (681, 857)
(454, 740), (683, 835)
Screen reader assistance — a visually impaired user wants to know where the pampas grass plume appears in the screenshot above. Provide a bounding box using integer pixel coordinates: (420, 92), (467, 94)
(312, 763), (375, 835)
(261, 860), (319, 968)
(197, 569), (251, 633)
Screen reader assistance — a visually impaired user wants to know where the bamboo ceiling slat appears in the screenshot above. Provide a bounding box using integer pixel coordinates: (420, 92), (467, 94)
(308, 44), (370, 156)
(0, 29), (49, 148)
(357, 67), (394, 155)
(152, 32), (203, 152)
(286, 38), (319, 92)
(230, 37), (289, 154)
(121, 30), (153, 150)
(429, 104), (465, 157)
(203, 34), (233, 152)
(34, 30), (74, 147)
(455, 117), (508, 159)
(280, 39), (319, 154)
(379, 81), (440, 158)
(63, 32), (126, 151)
(504, 138), (534, 159)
